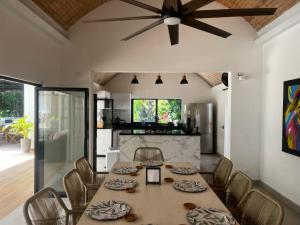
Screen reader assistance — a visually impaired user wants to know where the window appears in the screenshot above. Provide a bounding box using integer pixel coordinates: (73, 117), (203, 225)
(132, 99), (181, 123)
(157, 99), (181, 123)
(132, 99), (156, 122)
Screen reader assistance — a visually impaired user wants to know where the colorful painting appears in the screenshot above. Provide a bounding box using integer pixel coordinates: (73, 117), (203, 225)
(282, 79), (300, 157)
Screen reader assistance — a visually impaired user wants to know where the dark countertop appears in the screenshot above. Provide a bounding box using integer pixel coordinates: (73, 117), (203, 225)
(119, 129), (201, 136)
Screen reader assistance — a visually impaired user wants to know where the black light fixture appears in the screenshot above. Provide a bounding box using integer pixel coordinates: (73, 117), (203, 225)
(155, 74), (163, 85)
(180, 74), (188, 85)
(131, 75), (139, 84)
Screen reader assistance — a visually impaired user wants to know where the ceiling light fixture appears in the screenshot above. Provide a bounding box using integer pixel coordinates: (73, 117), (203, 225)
(164, 17), (181, 26)
(155, 74), (163, 85)
(131, 75), (139, 84)
(180, 74), (188, 85)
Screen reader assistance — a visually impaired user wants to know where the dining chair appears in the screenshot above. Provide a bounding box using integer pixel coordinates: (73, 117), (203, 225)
(74, 157), (108, 200)
(23, 187), (80, 225)
(133, 147), (164, 162)
(63, 169), (89, 222)
(234, 189), (284, 225)
(225, 171), (252, 213)
(199, 156), (233, 194)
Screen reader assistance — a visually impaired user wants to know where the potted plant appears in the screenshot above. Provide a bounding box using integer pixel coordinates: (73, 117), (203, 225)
(10, 117), (33, 153)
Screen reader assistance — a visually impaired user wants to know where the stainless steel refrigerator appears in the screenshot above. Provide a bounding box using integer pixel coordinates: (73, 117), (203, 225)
(185, 103), (214, 153)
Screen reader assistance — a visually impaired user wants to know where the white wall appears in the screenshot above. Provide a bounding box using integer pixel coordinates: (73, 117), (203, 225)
(260, 21), (300, 205)
(104, 73), (214, 105)
(0, 1), (64, 85)
(212, 84), (227, 156)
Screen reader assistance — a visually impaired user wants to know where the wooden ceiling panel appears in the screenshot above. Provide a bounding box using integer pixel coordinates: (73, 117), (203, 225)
(31, 0), (299, 31)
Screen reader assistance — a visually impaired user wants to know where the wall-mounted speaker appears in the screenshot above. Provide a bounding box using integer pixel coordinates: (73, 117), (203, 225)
(221, 73), (228, 87)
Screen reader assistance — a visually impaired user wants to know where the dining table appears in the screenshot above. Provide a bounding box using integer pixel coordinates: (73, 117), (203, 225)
(77, 161), (239, 225)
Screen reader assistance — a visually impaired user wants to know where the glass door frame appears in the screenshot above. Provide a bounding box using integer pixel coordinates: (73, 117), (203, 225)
(34, 87), (89, 194)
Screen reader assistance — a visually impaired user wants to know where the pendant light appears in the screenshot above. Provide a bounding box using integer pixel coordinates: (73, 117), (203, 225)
(131, 75), (139, 84)
(180, 74), (188, 84)
(155, 74), (163, 85)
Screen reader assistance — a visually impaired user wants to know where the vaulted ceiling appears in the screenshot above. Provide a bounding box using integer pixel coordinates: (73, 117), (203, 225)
(32, 0), (299, 31)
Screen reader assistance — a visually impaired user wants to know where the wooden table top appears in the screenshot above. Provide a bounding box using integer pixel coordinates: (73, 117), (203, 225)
(77, 162), (238, 225)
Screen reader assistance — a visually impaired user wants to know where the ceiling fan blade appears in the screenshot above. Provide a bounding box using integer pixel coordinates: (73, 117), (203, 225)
(182, 0), (214, 15)
(122, 19), (164, 41)
(168, 25), (179, 45)
(189, 8), (277, 18)
(182, 18), (231, 38)
(83, 15), (161, 23)
(163, 0), (182, 13)
(120, 0), (162, 14)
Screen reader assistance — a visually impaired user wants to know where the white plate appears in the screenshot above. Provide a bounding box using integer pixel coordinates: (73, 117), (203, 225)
(171, 167), (198, 175)
(111, 166), (138, 174)
(187, 208), (236, 225)
(104, 179), (137, 190)
(142, 161), (163, 167)
(86, 200), (131, 221)
(173, 180), (207, 193)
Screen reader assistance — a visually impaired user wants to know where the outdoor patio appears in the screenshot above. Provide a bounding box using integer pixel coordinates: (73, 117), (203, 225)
(0, 143), (34, 219)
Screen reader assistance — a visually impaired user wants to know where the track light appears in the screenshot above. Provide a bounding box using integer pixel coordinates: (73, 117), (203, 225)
(131, 75), (139, 84)
(155, 75), (163, 85)
(180, 74), (188, 85)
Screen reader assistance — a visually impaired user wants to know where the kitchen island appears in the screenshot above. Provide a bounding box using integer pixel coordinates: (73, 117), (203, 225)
(118, 130), (201, 168)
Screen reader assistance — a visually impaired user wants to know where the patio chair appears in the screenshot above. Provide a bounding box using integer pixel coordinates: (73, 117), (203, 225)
(133, 147), (164, 162)
(63, 169), (88, 221)
(234, 189), (284, 225)
(2, 124), (21, 144)
(74, 157), (108, 201)
(225, 171), (252, 213)
(199, 156), (233, 195)
(23, 187), (81, 225)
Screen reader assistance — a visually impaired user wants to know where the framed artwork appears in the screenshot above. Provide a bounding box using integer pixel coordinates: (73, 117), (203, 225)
(282, 78), (300, 157)
(146, 167), (161, 185)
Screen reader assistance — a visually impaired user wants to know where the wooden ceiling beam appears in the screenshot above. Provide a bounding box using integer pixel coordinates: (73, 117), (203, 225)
(30, 0), (299, 31)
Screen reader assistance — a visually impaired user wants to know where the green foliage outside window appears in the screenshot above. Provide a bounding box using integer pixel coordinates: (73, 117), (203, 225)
(158, 99), (181, 123)
(132, 99), (181, 123)
(0, 91), (24, 117)
(133, 99), (156, 122)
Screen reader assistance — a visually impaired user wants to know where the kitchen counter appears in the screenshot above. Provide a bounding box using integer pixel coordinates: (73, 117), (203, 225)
(119, 129), (201, 136)
(118, 131), (201, 168)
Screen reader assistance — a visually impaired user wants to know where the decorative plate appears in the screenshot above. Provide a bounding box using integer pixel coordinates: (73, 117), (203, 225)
(86, 200), (131, 221)
(173, 180), (207, 193)
(170, 167), (198, 175)
(104, 179), (137, 190)
(141, 161), (163, 167)
(187, 208), (236, 225)
(111, 167), (138, 174)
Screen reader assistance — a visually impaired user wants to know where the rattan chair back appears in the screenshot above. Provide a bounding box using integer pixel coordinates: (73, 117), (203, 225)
(63, 169), (87, 211)
(225, 171), (252, 210)
(133, 147), (164, 162)
(213, 157), (233, 186)
(74, 157), (93, 184)
(235, 189), (284, 225)
(23, 187), (71, 225)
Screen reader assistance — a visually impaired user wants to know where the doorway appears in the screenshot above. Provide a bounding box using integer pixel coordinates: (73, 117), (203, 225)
(0, 75), (38, 219)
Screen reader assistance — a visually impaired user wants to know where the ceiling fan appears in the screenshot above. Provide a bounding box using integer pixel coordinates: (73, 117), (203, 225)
(83, 0), (277, 45)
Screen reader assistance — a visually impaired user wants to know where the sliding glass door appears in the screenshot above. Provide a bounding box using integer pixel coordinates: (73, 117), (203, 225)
(35, 87), (88, 193)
